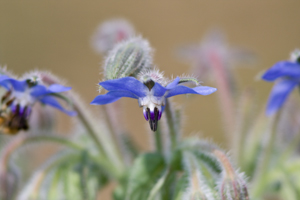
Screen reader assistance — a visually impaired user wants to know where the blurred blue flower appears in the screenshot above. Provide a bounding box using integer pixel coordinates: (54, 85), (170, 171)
(0, 74), (76, 134)
(91, 76), (217, 131)
(262, 50), (300, 115)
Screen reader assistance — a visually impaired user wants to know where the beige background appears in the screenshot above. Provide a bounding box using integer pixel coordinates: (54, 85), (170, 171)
(0, 1), (299, 150)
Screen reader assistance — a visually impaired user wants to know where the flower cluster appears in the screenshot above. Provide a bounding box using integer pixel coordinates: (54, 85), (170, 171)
(2, 19), (300, 200)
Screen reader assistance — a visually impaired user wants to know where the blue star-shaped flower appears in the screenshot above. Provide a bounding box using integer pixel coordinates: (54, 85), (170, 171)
(0, 74), (76, 134)
(262, 50), (300, 115)
(91, 76), (217, 131)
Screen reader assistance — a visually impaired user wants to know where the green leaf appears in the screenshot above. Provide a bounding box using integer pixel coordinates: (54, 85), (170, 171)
(174, 172), (189, 200)
(125, 152), (165, 200)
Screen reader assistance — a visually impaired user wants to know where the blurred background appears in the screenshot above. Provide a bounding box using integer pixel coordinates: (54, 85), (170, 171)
(0, 1), (299, 150)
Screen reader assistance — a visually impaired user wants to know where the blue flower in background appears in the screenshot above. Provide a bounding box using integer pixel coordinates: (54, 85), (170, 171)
(0, 74), (76, 134)
(262, 50), (300, 115)
(91, 76), (217, 131)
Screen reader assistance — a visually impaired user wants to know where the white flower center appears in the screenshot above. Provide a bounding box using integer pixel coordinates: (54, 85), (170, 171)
(12, 89), (35, 108)
(138, 89), (165, 113)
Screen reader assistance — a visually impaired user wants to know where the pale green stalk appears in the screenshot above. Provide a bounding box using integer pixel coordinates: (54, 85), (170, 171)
(251, 113), (279, 197)
(165, 99), (179, 150)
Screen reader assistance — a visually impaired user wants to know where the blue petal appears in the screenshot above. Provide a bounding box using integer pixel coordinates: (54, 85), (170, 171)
(0, 75), (27, 92)
(48, 84), (72, 93)
(166, 85), (217, 98)
(30, 84), (71, 97)
(266, 79), (298, 116)
(91, 91), (138, 105)
(262, 61), (300, 81)
(100, 77), (146, 98)
(39, 96), (77, 116)
(152, 82), (167, 97)
(165, 77), (180, 89)
(30, 85), (48, 97)
(0, 75), (10, 82)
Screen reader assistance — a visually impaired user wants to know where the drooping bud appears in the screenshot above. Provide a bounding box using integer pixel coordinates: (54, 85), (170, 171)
(104, 37), (153, 80)
(213, 150), (249, 200)
(91, 19), (135, 55)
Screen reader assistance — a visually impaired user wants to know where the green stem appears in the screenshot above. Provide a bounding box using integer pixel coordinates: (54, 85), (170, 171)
(0, 134), (117, 177)
(102, 105), (126, 165)
(154, 125), (163, 153)
(165, 100), (178, 150)
(278, 130), (300, 164)
(0, 134), (81, 171)
(74, 105), (105, 157)
(252, 113), (279, 197)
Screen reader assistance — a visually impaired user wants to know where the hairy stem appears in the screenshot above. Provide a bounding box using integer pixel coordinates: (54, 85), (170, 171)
(154, 125), (163, 153)
(102, 104), (129, 165)
(165, 100), (179, 150)
(0, 134), (81, 172)
(73, 105), (106, 156)
(210, 52), (235, 142)
(72, 98), (124, 176)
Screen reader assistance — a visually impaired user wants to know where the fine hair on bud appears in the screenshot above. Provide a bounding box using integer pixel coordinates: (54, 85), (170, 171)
(138, 68), (166, 86)
(103, 36), (153, 80)
(213, 150), (249, 200)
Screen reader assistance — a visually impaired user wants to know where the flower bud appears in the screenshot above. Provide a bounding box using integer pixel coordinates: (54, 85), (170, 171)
(220, 178), (249, 200)
(104, 37), (153, 80)
(91, 19), (135, 54)
(213, 150), (249, 200)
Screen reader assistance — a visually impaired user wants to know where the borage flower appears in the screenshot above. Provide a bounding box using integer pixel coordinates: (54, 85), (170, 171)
(0, 74), (76, 134)
(91, 73), (217, 131)
(262, 49), (300, 115)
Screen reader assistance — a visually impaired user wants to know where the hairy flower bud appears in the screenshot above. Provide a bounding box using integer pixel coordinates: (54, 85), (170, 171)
(104, 37), (153, 80)
(220, 178), (248, 200)
(213, 150), (249, 200)
(91, 19), (135, 54)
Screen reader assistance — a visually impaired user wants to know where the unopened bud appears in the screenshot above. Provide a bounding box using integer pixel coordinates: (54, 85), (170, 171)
(213, 150), (249, 200)
(220, 177), (249, 200)
(91, 19), (135, 54)
(104, 37), (153, 80)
